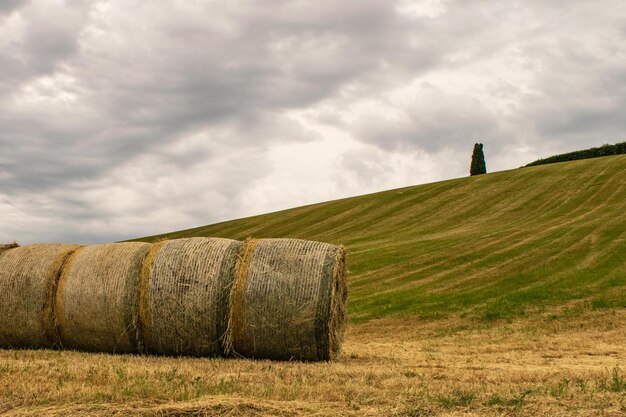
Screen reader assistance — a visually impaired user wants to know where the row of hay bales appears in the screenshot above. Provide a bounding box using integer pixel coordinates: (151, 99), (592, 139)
(0, 238), (348, 361)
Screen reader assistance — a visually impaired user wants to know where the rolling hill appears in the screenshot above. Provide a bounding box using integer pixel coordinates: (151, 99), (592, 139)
(138, 154), (626, 323)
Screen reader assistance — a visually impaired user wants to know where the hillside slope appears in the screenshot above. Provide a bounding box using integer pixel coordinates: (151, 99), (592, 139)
(139, 155), (626, 322)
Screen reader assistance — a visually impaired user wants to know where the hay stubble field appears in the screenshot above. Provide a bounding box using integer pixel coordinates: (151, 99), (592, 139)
(1, 311), (625, 416)
(2, 155), (626, 415)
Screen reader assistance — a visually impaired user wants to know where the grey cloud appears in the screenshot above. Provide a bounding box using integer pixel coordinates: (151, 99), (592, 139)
(517, 35), (626, 150)
(0, 1), (88, 91)
(2, 0), (440, 194)
(0, 0), (25, 14)
(343, 0), (626, 172)
(80, 0), (434, 118)
(352, 84), (505, 153)
(0, 138), (273, 244)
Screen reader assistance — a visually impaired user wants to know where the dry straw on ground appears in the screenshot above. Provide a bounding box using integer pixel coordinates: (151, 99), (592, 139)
(225, 238), (348, 361)
(2, 310), (626, 416)
(56, 242), (150, 353)
(0, 243), (80, 349)
(139, 237), (242, 356)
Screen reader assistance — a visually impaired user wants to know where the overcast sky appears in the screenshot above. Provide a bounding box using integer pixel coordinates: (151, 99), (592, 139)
(1, 0), (625, 244)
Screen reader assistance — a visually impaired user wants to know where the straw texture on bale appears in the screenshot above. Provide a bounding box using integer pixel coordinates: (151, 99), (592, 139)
(225, 238), (348, 361)
(56, 242), (150, 353)
(139, 237), (242, 356)
(0, 243), (80, 349)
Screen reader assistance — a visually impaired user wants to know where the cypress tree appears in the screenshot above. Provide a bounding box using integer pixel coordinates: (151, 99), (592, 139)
(470, 143), (486, 176)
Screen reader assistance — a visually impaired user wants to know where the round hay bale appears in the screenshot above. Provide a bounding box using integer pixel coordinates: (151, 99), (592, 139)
(56, 242), (150, 353)
(225, 238), (348, 361)
(139, 237), (242, 356)
(0, 243), (80, 349)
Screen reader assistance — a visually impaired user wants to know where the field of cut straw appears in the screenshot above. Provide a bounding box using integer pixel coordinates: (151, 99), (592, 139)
(1, 310), (625, 416)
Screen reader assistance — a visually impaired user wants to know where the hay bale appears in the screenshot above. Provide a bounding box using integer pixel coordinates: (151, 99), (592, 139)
(139, 237), (242, 356)
(225, 238), (348, 361)
(0, 243), (80, 349)
(56, 242), (150, 353)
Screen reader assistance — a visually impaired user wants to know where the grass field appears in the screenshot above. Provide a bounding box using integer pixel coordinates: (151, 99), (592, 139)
(143, 153), (626, 323)
(2, 154), (625, 415)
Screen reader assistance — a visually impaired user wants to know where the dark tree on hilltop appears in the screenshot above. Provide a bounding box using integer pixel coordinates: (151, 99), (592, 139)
(470, 143), (487, 176)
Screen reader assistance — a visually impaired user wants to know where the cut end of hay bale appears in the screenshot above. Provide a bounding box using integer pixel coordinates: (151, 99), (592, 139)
(225, 238), (349, 361)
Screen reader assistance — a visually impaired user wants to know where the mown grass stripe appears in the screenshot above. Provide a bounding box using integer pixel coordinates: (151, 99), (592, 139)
(136, 154), (626, 323)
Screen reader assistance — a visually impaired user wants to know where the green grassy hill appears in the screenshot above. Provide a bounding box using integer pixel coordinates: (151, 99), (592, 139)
(138, 155), (626, 323)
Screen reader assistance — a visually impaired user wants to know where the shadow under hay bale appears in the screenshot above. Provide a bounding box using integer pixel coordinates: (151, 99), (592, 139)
(140, 237), (242, 356)
(56, 242), (150, 353)
(225, 238), (348, 361)
(0, 243), (80, 349)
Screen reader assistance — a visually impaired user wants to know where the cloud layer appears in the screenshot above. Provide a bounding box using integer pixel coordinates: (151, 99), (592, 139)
(1, 0), (625, 244)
